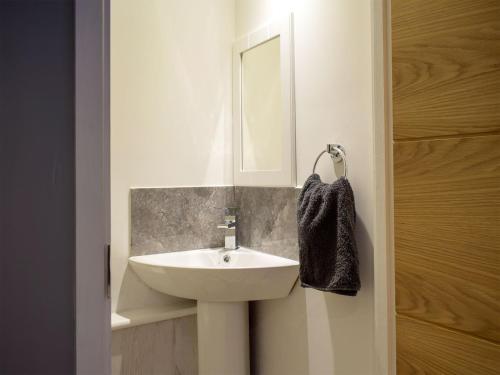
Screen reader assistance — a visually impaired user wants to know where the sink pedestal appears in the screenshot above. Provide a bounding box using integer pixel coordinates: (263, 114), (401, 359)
(129, 248), (299, 375)
(197, 301), (250, 375)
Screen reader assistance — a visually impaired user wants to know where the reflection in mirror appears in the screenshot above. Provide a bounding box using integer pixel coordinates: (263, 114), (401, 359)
(241, 36), (282, 171)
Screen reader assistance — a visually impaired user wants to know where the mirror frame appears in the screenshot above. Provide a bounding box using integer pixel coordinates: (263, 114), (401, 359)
(232, 14), (295, 186)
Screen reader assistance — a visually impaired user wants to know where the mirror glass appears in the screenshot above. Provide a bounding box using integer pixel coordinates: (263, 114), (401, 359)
(241, 36), (282, 171)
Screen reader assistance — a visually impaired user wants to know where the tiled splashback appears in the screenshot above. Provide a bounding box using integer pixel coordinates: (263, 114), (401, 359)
(235, 187), (299, 261)
(130, 187), (234, 256)
(112, 316), (197, 375)
(130, 186), (299, 260)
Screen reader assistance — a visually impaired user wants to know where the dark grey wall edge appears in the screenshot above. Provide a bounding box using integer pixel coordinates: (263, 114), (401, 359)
(0, 1), (76, 373)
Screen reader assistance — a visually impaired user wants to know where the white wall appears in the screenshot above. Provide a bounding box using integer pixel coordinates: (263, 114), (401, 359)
(112, 1), (380, 373)
(111, 0), (235, 312)
(236, 1), (376, 374)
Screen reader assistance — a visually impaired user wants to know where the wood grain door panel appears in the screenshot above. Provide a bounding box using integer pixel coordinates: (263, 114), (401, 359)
(394, 135), (500, 342)
(397, 315), (500, 375)
(393, 0), (500, 372)
(392, 0), (500, 139)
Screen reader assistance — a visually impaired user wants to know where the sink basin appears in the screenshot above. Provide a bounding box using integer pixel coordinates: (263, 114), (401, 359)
(128, 247), (299, 302)
(129, 247), (299, 375)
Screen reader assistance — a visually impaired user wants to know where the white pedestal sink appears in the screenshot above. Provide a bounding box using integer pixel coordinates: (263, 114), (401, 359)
(129, 247), (299, 375)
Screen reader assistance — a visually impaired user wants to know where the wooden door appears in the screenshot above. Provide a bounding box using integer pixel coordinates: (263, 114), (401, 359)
(392, 0), (500, 373)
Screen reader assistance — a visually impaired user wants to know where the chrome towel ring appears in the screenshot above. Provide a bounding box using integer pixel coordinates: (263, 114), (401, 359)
(312, 144), (347, 178)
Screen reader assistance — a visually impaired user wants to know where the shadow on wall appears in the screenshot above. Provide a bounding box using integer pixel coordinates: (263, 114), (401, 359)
(316, 215), (374, 374)
(116, 266), (188, 312)
(250, 279), (310, 375)
(250, 214), (374, 375)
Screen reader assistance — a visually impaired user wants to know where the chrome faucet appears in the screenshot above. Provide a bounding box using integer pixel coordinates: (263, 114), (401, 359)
(217, 207), (239, 250)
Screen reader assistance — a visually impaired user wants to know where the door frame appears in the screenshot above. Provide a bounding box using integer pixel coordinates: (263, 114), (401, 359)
(75, 0), (111, 373)
(371, 0), (396, 374)
(73, 1), (395, 374)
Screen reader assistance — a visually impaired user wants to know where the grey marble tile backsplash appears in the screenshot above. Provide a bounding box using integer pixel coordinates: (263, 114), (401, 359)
(130, 186), (299, 260)
(111, 316), (197, 375)
(235, 187), (299, 261)
(130, 187), (235, 256)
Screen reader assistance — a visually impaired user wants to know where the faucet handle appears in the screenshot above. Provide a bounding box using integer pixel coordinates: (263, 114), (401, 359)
(218, 207), (239, 250)
(224, 207), (239, 217)
(218, 207), (238, 229)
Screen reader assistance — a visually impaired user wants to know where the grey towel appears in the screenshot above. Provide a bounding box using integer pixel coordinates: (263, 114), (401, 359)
(297, 174), (360, 296)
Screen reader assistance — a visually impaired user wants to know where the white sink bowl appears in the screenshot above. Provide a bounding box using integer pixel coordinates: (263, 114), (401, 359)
(128, 247), (299, 302)
(130, 247), (299, 375)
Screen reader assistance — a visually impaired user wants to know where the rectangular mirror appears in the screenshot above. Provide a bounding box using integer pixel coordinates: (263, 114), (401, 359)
(233, 15), (295, 186)
(241, 36), (283, 172)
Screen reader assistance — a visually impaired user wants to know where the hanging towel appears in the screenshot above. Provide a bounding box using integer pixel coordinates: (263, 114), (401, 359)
(297, 174), (360, 296)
